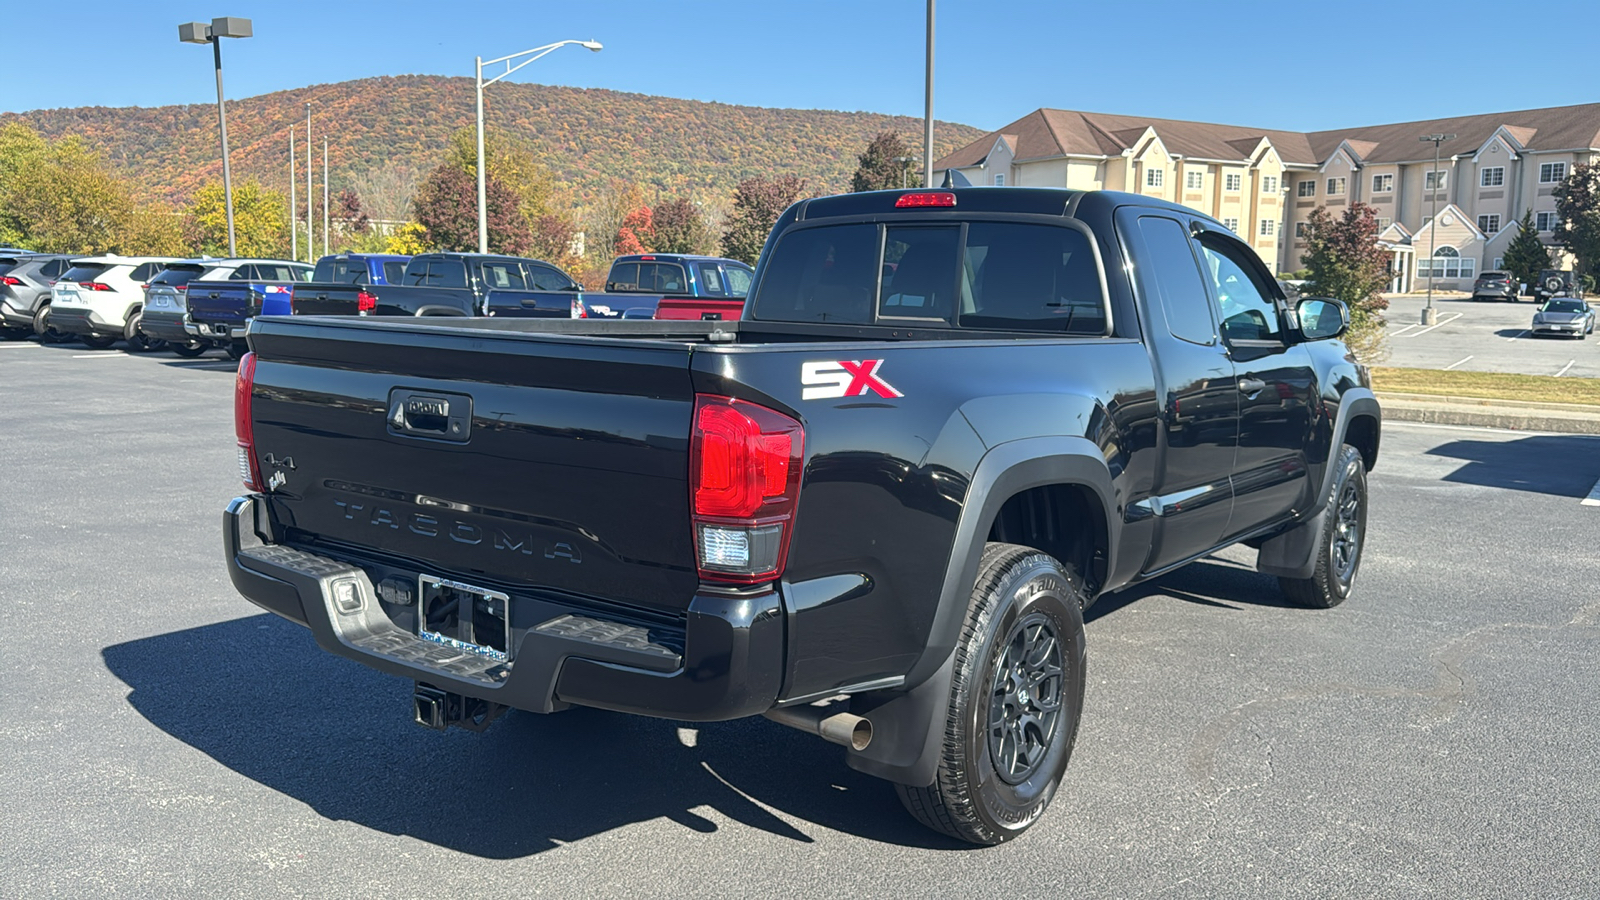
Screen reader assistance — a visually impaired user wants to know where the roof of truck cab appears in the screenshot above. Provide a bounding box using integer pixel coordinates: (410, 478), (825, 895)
(794, 187), (1214, 224)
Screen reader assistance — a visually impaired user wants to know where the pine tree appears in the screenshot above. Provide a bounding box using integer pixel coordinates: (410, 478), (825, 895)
(1501, 209), (1549, 293)
(850, 132), (915, 193)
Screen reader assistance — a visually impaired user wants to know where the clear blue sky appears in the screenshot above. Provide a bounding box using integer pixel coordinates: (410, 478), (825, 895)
(6, 0), (1598, 134)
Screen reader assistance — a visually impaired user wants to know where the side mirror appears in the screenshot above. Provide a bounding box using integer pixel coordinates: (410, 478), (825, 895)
(1295, 296), (1349, 341)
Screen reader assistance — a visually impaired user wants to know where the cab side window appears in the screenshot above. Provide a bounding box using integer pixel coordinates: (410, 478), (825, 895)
(1135, 216), (1216, 345)
(1198, 237), (1282, 343)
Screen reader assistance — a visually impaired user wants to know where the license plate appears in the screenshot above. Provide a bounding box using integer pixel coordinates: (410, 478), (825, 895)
(151, 296), (170, 308)
(417, 575), (511, 662)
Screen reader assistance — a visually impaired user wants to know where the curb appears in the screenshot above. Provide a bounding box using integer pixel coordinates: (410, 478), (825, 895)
(1376, 392), (1600, 435)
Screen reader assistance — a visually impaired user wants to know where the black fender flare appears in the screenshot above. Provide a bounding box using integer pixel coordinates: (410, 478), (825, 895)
(845, 436), (1118, 786)
(1257, 387), (1380, 579)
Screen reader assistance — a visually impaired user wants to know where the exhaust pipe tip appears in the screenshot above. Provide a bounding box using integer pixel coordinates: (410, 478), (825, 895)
(763, 706), (873, 751)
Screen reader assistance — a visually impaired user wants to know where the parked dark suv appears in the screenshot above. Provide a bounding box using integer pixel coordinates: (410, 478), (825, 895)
(1470, 271), (1518, 302)
(1533, 269), (1582, 303)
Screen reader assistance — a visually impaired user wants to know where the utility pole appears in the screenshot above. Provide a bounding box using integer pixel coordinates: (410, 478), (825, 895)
(178, 18), (252, 256)
(923, 0), (935, 188)
(1418, 133), (1455, 325)
(323, 138), (330, 257)
(306, 102), (314, 262)
(289, 126), (297, 261)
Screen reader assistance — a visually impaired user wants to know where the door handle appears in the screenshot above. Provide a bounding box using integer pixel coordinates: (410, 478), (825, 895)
(1238, 378), (1267, 394)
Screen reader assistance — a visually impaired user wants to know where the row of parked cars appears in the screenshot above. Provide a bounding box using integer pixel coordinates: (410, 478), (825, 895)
(0, 248), (755, 357)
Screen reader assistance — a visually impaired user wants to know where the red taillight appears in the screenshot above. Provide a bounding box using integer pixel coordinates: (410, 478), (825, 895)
(1, 276), (22, 286)
(639, 255), (655, 261)
(174, 284), (189, 292)
(690, 395), (803, 583)
(895, 191), (957, 208)
(83, 281), (114, 291)
(234, 352), (263, 491)
(571, 295), (587, 318)
(356, 289), (377, 313)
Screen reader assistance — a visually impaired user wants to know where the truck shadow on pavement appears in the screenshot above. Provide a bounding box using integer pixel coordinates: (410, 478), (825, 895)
(1427, 435), (1600, 498)
(101, 615), (965, 858)
(1085, 555), (1296, 623)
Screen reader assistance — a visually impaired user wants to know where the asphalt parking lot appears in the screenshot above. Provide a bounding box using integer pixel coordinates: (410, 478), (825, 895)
(1381, 293), (1599, 378)
(4, 338), (1600, 898)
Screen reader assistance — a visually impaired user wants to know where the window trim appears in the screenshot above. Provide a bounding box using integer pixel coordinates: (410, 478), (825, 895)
(1424, 169), (1448, 191)
(1261, 175), (1279, 194)
(1297, 180), (1316, 198)
(1225, 173), (1243, 192)
(1539, 161), (1567, 184)
(993, 173), (1005, 186)
(1480, 166), (1505, 187)
(1372, 173), (1394, 193)
(1326, 176), (1347, 196)
(1258, 219), (1276, 237)
(1195, 229), (1288, 347)
(1536, 211), (1559, 232)
(1146, 168), (1164, 188)
(1477, 214), (1501, 234)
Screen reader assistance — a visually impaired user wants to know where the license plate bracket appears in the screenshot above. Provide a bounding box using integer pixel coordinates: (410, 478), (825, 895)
(417, 575), (512, 662)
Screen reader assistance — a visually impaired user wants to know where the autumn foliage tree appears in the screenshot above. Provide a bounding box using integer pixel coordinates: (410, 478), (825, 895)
(614, 205), (654, 255)
(1301, 202), (1391, 361)
(184, 179), (289, 258)
(850, 132), (916, 192)
(652, 198), (719, 255)
(413, 162), (530, 253)
(722, 175), (810, 265)
(334, 188), (369, 235)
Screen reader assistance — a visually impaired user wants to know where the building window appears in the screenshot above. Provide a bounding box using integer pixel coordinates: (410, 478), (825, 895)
(1185, 170), (1203, 189)
(1376, 217), (1392, 230)
(1493, 256), (1504, 269)
(1259, 219), (1276, 237)
(1297, 180), (1316, 198)
(1478, 214), (1500, 233)
(1225, 173), (1242, 191)
(1372, 173), (1393, 193)
(1262, 176), (1278, 193)
(1222, 217), (1240, 232)
(1416, 246), (1475, 280)
(1480, 167), (1504, 187)
(1146, 168), (1164, 188)
(1424, 170), (1447, 191)
(1295, 222), (1310, 238)
(1540, 162), (1568, 183)
(993, 173), (1005, 186)
(1537, 211), (1559, 231)
(1326, 177), (1346, 196)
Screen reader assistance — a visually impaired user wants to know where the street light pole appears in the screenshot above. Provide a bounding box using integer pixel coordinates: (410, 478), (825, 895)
(179, 17), (252, 256)
(306, 103), (314, 262)
(923, 0), (935, 188)
(896, 156), (915, 189)
(289, 126), (297, 260)
(1419, 133), (1455, 325)
(475, 39), (602, 254)
(323, 138), (330, 257)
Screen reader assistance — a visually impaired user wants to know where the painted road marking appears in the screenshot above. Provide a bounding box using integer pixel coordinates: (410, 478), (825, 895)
(1506, 329), (1529, 342)
(0, 343), (41, 349)
(1556, 360), (1577, 377)
(1444, 356), (1474, 370)
(1385, 421), (1599, 438)
(1583, 475), (1600, 507)
(1391, 323), (1423, 336)
(1407, 312), (1464, 336)
(70, 353), (130, 359)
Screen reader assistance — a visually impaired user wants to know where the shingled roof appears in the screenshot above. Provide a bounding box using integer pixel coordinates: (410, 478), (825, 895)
(935, 103), (1600, 172)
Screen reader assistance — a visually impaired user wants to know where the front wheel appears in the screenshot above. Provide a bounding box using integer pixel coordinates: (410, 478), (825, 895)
(79, 333), (118, 349)
(1280, 443), (1368, 608)
(895, 543), (1087, 845)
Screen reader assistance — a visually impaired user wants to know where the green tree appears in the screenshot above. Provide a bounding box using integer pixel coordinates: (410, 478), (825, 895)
(1301, 202), (1391, 362)
(1, 134), (134, 254)
(125, 205), (186, 256)
(445, 127), (559, 223)
(721, 175), (809, 265)
(1501, 209), (1550, 292)
(1553, 163), (1600, 279)
(850, 132), (916, 193)
(652, 197), (719, 255)
(183, 180), (289, 258)
(0, 123), (50, 247)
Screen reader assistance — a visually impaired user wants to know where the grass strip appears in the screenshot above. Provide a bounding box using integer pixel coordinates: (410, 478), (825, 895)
(1371, 366), (1600, 406)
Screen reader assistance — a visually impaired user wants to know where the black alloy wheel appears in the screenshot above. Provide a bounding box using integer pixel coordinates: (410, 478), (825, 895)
(1280, 443), (1368, 608)
(987, 614), (1065, 785)
(169, 340), (209, 358)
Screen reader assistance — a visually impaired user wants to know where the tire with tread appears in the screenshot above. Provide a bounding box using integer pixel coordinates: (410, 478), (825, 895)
(169, 340), (208, 358)
(1279, 443), (1367, 608)
(226, 340), (248, 360)
(79, 333), (118, 349)
(895, 542), (1087, 845)
(33, 304), (69, 343)
(124, 310), (164, 352)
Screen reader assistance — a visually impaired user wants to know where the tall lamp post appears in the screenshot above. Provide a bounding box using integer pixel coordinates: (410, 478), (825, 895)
(923, 0), (935, 188)
(179, 17), (252, 256)
(1419, 133), (1455, 325)
(475, 39), (602, 254)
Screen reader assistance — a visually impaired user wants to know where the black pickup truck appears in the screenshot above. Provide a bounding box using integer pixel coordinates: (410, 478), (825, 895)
(222, 188), (1380, 845)
(291, 252), (583, 319)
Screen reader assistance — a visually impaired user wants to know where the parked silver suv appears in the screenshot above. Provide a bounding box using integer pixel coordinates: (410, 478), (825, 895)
(0, 253), (76, 341)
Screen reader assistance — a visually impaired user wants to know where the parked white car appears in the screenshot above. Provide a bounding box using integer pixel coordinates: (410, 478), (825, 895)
(49, 255), (184, 349)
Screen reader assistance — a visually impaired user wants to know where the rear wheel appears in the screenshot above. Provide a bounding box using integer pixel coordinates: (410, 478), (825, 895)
(895, 543), (1087, 845)
(33, 304), (70, 343)
(79, 333), (118, 350)
(169, 340), (208, 358)
(1280, 444), (1367, 608)
(123, 310), (164, 352)
(226, 339), (248, 360)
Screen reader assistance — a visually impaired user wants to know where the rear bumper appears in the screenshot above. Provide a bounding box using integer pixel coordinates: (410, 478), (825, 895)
(1, 298), (37, 328)
(48, 306), (120, 336)
(223, 495), (783, 721)
(140, 309), (199, 342)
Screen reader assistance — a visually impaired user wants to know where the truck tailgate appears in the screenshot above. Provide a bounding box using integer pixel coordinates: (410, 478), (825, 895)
(187, 281), (257, 326)
(247, 318), (701, 614)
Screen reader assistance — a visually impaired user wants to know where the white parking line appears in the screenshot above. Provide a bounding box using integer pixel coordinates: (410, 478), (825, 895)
(1385, 421), (1600, 438)
(1444, 355), (1473, 370)
(1406, 312), (1463, 336)
(1583, 476), (1600, 507)
(1556, 360), (1577, 377)
(1391, 323), (1423, 336)
(70, 353), (130, 359)
(1506, 329), (1529, 342)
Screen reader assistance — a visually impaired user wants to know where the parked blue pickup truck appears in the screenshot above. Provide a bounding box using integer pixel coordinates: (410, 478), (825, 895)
(185, 260), (313, 358)
(311, 253), (411, 292)
(601, 253), (753, 320)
